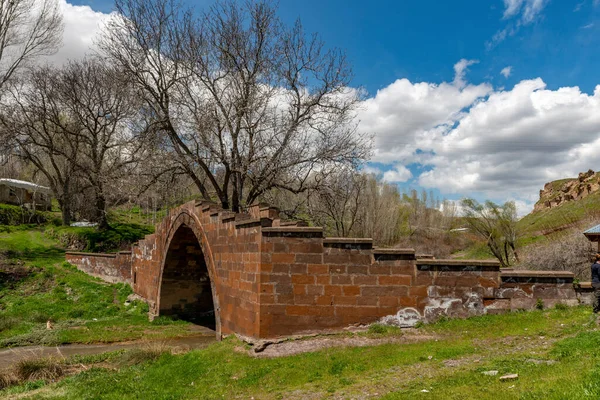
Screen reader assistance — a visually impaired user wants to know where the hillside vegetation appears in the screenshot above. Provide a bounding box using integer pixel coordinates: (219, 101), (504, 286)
(0, 225), (194, 348)
(510, 173), (600, 278)
(519, 191), (600, 239)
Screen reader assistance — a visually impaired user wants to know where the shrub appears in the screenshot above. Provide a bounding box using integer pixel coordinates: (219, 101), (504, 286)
(0, 315), (19, 332)
(367, 323), (402, 335)
(367, 323), (388, 334)
(536, 298), (544, 310)
(0, 204), (46, 225)
(0, 371), (14, 390)
(29, 312), (51, 324)
(555, 303), (569, 311)
(45, 223), (152, 253)
(13, 357), (64, 382)
(519, 224), (595, 279)
(121, 341), (171, 365)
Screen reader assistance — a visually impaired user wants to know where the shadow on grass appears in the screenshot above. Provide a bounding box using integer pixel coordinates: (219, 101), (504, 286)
(5, 246), (65, 264)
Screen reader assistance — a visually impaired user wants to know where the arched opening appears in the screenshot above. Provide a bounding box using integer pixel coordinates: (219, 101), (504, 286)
(159, 224), (215, 330)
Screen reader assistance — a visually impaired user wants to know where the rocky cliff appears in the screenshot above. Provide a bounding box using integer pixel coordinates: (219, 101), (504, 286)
(533, 169), (600, 213)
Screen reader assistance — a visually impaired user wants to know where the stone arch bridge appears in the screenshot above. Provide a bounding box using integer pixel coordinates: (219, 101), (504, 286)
(67, 201), (588, 340)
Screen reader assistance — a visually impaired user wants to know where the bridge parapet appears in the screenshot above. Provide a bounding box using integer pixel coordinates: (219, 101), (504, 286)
(65, 201), (583, 339)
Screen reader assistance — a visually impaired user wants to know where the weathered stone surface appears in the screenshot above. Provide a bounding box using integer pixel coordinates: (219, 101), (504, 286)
(65, 201), (584, 340)
(499, 374), (519, 381)
(534, 169), (600, 212)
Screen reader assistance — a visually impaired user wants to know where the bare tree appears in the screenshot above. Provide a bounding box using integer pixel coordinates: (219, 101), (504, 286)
(356, 176), (404, 246)
(56, 59), (146, 229)
(2, 59), (146, 228)
(100, 0), (369, 212)
(461, 199), (519, 268)
(1, 66), (80, 225)
(520, 230), (594, 278)
(0, 0), (63, 93)
(307, 169), (366, 237)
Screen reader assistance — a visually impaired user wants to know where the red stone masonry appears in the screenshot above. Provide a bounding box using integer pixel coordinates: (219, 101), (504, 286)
(66, 201), (586, 340)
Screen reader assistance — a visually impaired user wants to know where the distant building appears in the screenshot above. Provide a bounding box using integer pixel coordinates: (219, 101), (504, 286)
(0, 179), (52, 211)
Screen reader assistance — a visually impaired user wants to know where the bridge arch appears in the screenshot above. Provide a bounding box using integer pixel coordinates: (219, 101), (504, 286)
(155, 210), (221, 338)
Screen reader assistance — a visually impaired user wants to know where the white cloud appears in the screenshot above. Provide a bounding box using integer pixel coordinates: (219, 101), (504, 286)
(360, 73), (492, 165)
(501, 66), (512, 78)
(489, 0), (549, 49)
(513, 199), (534, 217)
(359, 61), (600, 215)
(362, 165), (383, 176)
(42, 0), (114, 65)
(453, 59), (478, 89)
(502, 0), (549, 24)
(582, 23), (595, 29)
(382, 165), (412, 183)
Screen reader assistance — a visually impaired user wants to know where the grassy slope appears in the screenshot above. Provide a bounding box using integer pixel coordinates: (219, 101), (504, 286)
(0, 226), (193, 348)
(518, 187), (600, 238)
(5, 307), (599, 399)
(459, 186), (600, 261)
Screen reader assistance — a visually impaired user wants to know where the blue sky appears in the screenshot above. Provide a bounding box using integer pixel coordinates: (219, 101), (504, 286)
(60, 0), (600, 214)
(68, 0), (600, 95)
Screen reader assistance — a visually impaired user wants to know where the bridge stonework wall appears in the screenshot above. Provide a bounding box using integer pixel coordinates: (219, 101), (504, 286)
(65, 201), (586, 340)
(66, 251), (132, 284)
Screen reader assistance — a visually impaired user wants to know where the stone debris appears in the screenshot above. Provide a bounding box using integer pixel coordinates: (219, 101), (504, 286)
(526, 359), (557, 365)
(499, 374), (519, 381)
(482, 370), (499, 376)
(420, 389), (430, 393)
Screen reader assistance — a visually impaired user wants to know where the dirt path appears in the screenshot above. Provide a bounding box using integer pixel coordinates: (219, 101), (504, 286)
(251, 330), (438, 358)
(0, 334), (216, 369)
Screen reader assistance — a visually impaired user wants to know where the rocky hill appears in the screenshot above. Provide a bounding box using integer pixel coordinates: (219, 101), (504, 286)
(533, 169), (600, 213)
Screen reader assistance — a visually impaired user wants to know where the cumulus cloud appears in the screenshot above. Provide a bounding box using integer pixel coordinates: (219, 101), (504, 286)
(360, 75), (492, 165)
(42, 0), (113, 65)
(501, 66), (512, 78)
(382, 165), (412, 183)
(359, 61), (600, 214)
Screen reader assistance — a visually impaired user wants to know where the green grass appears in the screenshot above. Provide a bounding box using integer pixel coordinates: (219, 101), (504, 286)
(7, 306), (596, 399)
(455, 241), (493, 260)
(0, 204), (47, 226)
(0, 226), (64, 263)
(44, 223), (153, 253)
(518, 190), (600, 237)
(0, 226), (194, 348)
(107, 204), (167, 227)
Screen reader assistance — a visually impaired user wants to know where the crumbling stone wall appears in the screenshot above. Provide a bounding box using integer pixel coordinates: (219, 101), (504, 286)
(66, 200), (585, 340)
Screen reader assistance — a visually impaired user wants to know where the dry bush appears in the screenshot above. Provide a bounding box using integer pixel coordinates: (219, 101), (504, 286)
(519, 231), (595, 278)
(0, 370), (15, 389)
(121, 341), (171, 365)
(13, 356), (64, 382)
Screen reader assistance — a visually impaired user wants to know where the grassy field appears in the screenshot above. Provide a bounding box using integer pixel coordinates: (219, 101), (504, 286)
(0, 225), (194, 348)
(0, 306), (598, 399)
(3, 213), (600, 398)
